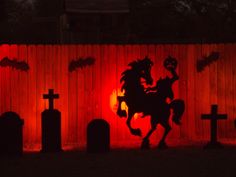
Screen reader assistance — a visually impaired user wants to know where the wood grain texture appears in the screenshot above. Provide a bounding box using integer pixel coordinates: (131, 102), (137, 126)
(0, 44), (235, 150)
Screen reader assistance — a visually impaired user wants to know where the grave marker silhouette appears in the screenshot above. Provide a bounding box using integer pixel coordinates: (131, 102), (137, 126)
(87, 119), (110, 153)
(41, 89), (62, 152)
(0, 112), (24, 155)
(201, 105), (227, 149)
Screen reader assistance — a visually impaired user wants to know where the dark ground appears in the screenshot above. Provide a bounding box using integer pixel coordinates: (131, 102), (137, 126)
(1, 144), (236, 177)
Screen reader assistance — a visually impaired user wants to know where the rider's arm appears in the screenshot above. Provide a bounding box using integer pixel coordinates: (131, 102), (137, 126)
(170, 69), (179, 83)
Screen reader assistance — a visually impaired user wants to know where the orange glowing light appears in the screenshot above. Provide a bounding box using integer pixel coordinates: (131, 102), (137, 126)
(110, 89), (142, 120)
(134, 113), (140, 119)
(110, 89), (127, 114)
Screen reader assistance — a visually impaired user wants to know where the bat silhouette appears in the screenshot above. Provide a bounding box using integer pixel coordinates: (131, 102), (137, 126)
(69, 57), (95, 72)
(0, 57), (29, 71)
(197, 52), (220, 72)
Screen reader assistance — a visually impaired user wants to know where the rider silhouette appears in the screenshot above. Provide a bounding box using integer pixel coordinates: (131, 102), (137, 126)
(145, 56), (181, 125)
(146, 68), (179, 101)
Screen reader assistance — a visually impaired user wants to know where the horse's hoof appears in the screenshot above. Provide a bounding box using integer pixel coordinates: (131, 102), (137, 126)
(131, 128), (142, 136)
(157, 141), (168, 149)
(141, 139), (150, 150)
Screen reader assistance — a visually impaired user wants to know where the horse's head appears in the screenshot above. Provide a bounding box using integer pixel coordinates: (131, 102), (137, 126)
(128, 56), (154, 85)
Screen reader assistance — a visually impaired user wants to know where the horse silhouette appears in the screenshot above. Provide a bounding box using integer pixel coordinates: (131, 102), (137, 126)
(117, 56), (185, 149)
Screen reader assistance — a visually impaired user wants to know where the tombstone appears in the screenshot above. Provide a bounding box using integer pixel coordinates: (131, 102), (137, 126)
(201, 105), (227, 149)
(87, 119), (110, 153)
(0, 112), (24, 155)
(41, 89), (62, 152)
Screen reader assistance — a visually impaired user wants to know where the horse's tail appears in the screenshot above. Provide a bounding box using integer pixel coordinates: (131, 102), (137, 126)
(170, 99), (185, 125)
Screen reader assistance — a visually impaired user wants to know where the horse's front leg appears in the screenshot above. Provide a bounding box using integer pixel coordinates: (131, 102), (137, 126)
(116, 96), (127, 117)
(141, 124), (157, 149)
(126, 111), (142, 136)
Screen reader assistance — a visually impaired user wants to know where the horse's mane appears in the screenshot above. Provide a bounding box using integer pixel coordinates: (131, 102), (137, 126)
(120, 59), (142, 84)
(120, 57), (153, 92)
(127, 57), (153, 70)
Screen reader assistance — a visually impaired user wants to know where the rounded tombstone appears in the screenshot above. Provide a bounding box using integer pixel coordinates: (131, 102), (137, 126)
(0, 112), (24, 155)
(87, 119), (110, 153)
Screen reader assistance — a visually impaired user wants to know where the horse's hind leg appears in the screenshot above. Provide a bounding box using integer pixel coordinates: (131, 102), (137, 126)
(141, 124), (157, 149)
(158, 122), (171, 149)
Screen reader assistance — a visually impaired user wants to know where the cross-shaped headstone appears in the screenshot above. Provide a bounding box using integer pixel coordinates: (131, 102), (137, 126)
(43, 89), (59, 110)
(201, 104), (227, 148)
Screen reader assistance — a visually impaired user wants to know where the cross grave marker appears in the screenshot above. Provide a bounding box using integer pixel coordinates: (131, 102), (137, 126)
(43, 89), (59, 110)
(41, 89), (62, 152)
(201, 104), (227, 149)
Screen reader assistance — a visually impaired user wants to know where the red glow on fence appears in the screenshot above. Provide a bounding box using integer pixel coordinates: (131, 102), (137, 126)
(1, 44), (236, 151)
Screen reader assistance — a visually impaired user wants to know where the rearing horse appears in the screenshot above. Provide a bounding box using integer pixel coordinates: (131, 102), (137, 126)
(117, 56), (185, 149)
(117, 57), (154, 135)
